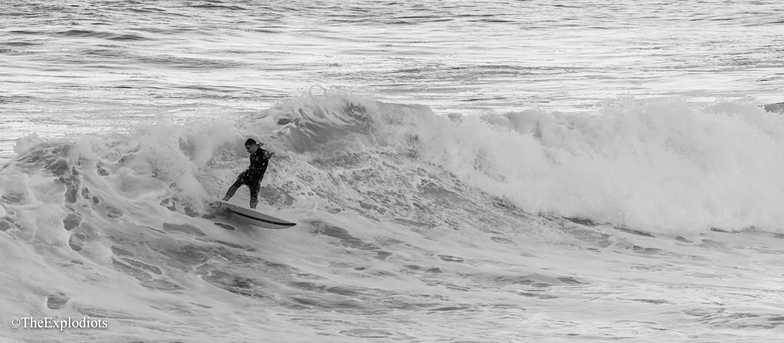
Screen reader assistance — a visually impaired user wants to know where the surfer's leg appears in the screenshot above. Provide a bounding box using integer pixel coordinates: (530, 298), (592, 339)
(223, 173), (246, 201)
(245, 164), (266, 208)
(248, 180), (260, 209)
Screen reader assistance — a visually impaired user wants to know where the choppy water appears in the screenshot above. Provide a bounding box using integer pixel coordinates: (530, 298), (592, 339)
(2, 1), (784, 342)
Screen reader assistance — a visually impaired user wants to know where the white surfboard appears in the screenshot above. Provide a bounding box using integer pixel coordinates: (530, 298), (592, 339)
(216, 200), (296, 229)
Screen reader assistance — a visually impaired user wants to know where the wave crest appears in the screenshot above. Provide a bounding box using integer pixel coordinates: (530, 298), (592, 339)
(5, 93), (784, 232)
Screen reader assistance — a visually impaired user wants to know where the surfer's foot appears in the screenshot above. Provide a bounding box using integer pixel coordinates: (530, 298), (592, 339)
(249, 200), (258, 209)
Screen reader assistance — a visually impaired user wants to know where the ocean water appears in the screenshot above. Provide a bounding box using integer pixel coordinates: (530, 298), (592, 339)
(2, 0), (784, 342)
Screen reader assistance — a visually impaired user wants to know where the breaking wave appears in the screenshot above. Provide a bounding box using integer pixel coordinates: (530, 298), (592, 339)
(4, 92), (784, 341)
(260, 93), (784, 232)
(5, 93), (784, 237)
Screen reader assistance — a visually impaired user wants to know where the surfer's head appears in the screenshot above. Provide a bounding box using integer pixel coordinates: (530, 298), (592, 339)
(245, 138), (260, 153)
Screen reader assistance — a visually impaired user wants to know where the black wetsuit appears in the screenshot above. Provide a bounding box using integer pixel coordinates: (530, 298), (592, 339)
(224, 148), (272, 208)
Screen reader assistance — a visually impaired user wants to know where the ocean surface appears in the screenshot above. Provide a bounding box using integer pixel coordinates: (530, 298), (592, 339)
(2, 0), (784, 342)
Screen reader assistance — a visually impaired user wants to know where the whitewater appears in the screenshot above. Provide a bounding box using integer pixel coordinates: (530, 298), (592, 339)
(2, 1), (784, 342)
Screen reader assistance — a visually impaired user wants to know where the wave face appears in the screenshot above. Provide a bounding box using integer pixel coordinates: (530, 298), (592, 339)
(2, 94), (784, 342)
(261, 94), (784, 232)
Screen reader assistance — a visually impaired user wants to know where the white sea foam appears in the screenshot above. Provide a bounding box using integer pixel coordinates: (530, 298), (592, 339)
(259, 93), (784, 232)
(6, 93), (784, 233)
(2, 94), (784, 342)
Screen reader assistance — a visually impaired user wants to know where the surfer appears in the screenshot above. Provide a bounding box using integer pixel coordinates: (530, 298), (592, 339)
(223, 138), (274, 208)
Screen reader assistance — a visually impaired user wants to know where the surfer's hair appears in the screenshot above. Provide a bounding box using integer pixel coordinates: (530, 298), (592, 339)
(245, 138), (257, 146)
